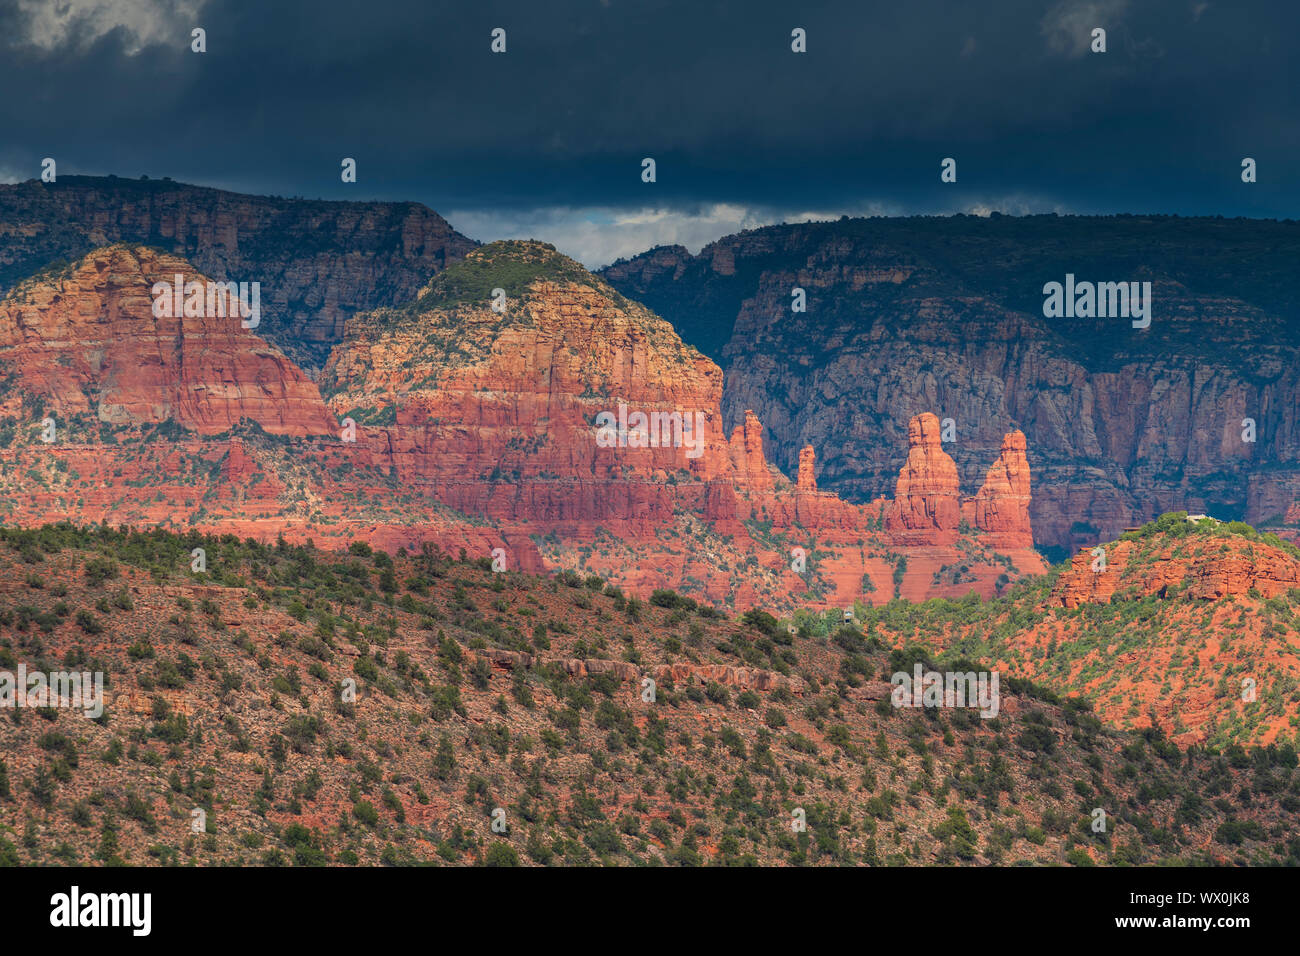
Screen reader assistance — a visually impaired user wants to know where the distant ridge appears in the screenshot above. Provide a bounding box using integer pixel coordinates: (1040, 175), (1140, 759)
(0, 174), (478, 372)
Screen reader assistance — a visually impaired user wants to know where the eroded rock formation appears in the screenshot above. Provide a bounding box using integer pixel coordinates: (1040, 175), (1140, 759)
(0, 240), (1044, 612)
(968, 430), (1034, 549)
(0, 245), (337, 436)
(886, 413), (962, 545)
(602, 217), (1300, 555)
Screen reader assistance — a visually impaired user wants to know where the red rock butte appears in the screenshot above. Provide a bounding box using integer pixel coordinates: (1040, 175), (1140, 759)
(0, 245), (336, 436)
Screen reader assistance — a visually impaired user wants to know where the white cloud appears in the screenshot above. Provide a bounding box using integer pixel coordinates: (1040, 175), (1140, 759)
(444, 197), (1071, 269)
(445, 202), (902, 269)
(1041, 0), (1128, 58)
(13, 0), (206, 55)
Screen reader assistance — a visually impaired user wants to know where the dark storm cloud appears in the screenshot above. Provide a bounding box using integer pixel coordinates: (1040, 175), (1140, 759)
(1, 0), (1297, 257)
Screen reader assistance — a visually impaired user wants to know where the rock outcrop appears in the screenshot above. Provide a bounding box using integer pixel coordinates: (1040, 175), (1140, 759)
(967, 430), (1034, 549)
(322, 244), (1046, 605)
(0, 239), (1045, 613)
(886, 413), (962, 545)
(728, 410), (776, 493)
(796, 446), (817, 492)
(322, 241), (733, 535)
(1050, 531), (1300, 608)
(875, 414), (1034, 549)
(0, 244), (337, 436)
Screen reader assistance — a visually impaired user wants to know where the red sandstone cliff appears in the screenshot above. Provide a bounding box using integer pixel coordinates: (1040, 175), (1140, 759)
(1051, 529), (1300, 609)
(0, 245), (337, 436)
(318, 242), (1044, 605)
(321, 241), (734, 535)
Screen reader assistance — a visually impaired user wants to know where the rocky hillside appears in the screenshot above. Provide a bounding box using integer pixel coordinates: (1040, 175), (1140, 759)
(2, 523), (1296, 867)
(601, 215), (1300, 559)
(0, 176), (477, 372)
(861, 513), (1300, 750)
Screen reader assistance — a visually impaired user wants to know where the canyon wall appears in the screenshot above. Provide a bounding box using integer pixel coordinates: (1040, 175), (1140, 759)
(602, 215), (1300, 557)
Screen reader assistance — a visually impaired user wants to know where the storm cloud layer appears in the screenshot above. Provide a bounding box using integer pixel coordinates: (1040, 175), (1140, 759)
(1, 0), (1296, 264)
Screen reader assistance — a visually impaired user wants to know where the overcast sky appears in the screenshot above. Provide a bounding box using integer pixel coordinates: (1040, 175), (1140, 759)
(2, 0), (1297, 266)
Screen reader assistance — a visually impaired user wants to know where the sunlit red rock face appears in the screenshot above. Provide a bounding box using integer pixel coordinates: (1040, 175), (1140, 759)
(843, 412), (1037, 551)
(0, 245), (536, 565)
(0, 426), (546, 573)
(1050, 531), (1300, 609)
(886, 413), (962, 546)
(966, 430), (1034, 550)
(797, 446), (817, 491)
(319, 241), (1045, 609)
(321, 242), (736, 538)
(0, 245), (337, 436)
(1, 240), (1044, 612)
(730, 411), (1042, 608)
(728, 410), (776, 494)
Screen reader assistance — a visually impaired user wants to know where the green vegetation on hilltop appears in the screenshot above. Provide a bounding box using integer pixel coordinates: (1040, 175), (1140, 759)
(405, 240), (614, 313)
(1119, 510), (1300, 561)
